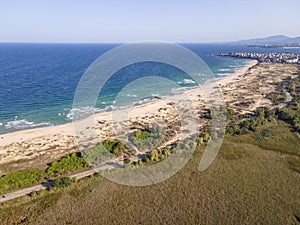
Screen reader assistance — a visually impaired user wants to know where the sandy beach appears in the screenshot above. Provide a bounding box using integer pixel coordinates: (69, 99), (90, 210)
(0, 60), (298, 174)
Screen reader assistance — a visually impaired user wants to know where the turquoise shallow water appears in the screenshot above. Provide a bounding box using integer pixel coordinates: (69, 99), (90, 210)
(0, 43), (299, 134)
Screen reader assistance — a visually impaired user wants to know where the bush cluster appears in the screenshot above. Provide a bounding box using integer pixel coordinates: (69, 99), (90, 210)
(47, 152), (89, 175)
(129, 126), (165, 150)
(0, 168), (45, 195)
(52, 177), (73, 189)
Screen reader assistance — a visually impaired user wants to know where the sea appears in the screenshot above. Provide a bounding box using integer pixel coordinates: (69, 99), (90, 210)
(1, 43), (300, 134)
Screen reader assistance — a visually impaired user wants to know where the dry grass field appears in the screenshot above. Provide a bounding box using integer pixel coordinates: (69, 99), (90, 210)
(0, 121), (299, 225)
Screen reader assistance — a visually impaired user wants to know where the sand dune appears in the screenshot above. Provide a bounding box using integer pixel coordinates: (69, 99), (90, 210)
(1, 60), (298, 174)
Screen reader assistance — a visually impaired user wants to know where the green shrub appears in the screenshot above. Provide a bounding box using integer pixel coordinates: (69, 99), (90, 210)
(83, 140), (127, 165)
(47, 152), (89, 175)
(0, 168), (45, 194)
(277, 106), (300, 132)
(129, 126), (165, 150)
(83, 144), (110, 164)
(256, 129), (276, 142)
(100, 140), (126, 156)
(226, 125), (240, 135)
(226, 109), (268, 136)
(53, 177), (73, 189)
(145, 147), (171, 163)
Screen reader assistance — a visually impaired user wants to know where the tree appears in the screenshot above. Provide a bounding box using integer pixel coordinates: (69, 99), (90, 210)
(53, 177), (72, 189)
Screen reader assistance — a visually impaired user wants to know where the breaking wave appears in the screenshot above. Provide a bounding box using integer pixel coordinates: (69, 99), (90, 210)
(218, 68), (231, 72)
(66, 106), (104, 121)
(216, 73), (231, 76)
(177, 79), (196, 84)
(4, 119), (54, 129)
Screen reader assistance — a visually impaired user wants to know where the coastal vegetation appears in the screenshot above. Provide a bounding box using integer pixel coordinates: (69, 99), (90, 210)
(131, 146), (173, 166)
(52, 177), (73, 189)
(47, 152), (89, 175)
(0, 168), (45, 195)
(0, 153), (88, 195)
(128, 126), (165, 150)
(277, 75), (300, 132)
(0, 132), (205, 195)
(2, 84), (299, 195)
(83, 140), (127, 165)
(226, 74), (300, 136)
(226, 108), (269, 135)
(0, 65), (299, 224)
(130, 133), (202, 166)
(0, 119), (299, 224)
(102, 140), (126, 156)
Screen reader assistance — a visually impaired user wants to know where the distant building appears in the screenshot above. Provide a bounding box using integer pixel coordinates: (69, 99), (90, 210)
(216, 52), (300, 64)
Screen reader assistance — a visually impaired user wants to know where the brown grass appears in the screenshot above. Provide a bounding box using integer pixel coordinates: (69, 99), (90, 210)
(0, 122), (299, 225)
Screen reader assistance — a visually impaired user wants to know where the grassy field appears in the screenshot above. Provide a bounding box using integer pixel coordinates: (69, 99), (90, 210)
(0, 121), (299, 225)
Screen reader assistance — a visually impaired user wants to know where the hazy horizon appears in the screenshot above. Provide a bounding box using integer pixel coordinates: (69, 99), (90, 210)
(1, 0), (300, 43)
(0, 34), (299, 44)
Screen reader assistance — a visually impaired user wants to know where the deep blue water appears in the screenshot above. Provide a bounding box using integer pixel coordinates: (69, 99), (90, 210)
(0, 43), (300, 134)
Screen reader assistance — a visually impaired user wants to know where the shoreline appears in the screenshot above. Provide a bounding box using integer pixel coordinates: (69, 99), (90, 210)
(3, 60), (298, 172)
(6, 60), (292, 168)
(0, 60), (258, 146)
(0, 65), (254, 137)
(216, 59), (258, 86)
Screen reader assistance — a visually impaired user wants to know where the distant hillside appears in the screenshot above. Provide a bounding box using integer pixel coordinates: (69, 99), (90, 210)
(230, 35), (300, 45)
(289, 36), (300, 43)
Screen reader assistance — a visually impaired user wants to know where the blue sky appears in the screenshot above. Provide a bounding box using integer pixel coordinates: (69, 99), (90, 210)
(0, 0), (299, 43)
